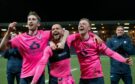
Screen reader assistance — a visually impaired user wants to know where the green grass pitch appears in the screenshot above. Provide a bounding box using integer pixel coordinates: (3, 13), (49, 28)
(0, 55), (135, 84)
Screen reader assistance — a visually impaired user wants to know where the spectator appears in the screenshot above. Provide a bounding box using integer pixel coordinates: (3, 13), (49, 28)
(106, 26), (134, 84)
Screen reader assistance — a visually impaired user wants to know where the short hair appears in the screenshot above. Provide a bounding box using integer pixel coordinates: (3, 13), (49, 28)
(116, 25), (124, 30)
(27, 11), (41, 22)
(52, 24), (62, 28)
(79, 18), (91, 27)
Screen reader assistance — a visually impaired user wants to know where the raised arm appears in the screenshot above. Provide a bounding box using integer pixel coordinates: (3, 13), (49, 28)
(31, 46), (52, 84)
(57, 29), (69, 49)
(0, 22), (17, 50)
(99, 43), (133, 65)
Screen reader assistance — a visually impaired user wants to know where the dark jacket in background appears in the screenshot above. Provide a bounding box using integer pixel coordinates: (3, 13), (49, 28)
(0, 48), (22, 84)
(3, 48), (22, 73)
(106, 34), (135, 74)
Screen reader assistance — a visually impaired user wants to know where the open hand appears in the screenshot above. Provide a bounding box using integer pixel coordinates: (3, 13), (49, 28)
(125, 57), (133, 65)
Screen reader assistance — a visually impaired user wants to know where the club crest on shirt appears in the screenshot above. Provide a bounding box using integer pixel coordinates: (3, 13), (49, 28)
(123, 41), (127, 44)
(36, 34), (42, 39)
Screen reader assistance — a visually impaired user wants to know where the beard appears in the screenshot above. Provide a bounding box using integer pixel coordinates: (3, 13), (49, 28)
(53, 35), (60, 40)
(52, 31), (62, 40)
(52, 34), (62, 42)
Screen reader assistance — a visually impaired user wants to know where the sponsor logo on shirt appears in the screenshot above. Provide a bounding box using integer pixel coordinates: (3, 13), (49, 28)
(30, 41), (40, 50)
(58, 52), (67, 57)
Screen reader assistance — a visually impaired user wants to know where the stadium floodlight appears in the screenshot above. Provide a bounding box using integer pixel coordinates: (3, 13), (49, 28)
(124, 30), (128, 32)
(1, 28), (7, 31)
(91, 23), (95, 26)
(93, 31), (98, 33)
(91, 27), (97, 29)
(124, 27), (129, 29)
(124, 23), (130, 25)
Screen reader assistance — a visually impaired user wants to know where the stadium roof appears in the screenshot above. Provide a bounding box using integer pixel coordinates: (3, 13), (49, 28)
(1, 20), (135, 26)
(0, 0), (135, 22)
(1, 20), (135, 31)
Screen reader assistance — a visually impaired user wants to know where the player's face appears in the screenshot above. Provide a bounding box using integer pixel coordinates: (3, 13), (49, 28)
(27, 15), (40, 31)
(51, 24), (63, 40)
(78, 20), (90, 35)
(116, 27), (124, 36)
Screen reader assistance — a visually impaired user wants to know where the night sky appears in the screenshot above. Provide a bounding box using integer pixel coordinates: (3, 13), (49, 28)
(0, 0), (135, 22)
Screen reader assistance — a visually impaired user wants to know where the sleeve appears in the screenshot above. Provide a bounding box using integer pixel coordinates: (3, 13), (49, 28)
(0, 50), (7, 58)
(44, 30), (52, 41)
(2, 49), (10, 58)
(32, 46), (52, 83)
(0, 48), (16, 58)
(99, 43), (126, 63)
(67, 33), (80, 47)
